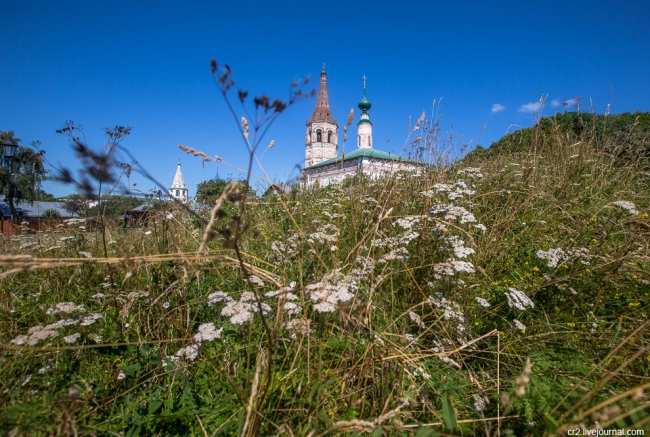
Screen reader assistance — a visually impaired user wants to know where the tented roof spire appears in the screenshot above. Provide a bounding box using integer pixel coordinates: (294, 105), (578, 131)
(170, 161), (186, 189)
(309, 64), (335, 123)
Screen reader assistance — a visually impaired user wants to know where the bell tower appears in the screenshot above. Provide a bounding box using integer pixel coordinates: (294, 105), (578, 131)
(305, 64), (338, 167)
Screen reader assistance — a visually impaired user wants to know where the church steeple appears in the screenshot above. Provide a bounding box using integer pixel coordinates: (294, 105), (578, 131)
(310, 64), (335, 123)
(169, 161), (188, 203)
(305, 63), (338, 168)
(357, 75), (373, 149)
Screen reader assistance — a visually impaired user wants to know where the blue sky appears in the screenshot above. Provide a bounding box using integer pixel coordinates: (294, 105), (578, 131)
(1, 0), (649, 198)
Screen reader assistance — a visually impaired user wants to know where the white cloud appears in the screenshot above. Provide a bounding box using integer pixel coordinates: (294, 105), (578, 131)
(518, 101), (543, 113)
(551, 97), (578, 109)
(491, 103), (506, 114)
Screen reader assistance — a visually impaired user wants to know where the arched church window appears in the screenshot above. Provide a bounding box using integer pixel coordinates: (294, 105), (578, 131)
(316, 130), (322, 142)
(176, 190), (179, 196)
(328, 131), (332, 143)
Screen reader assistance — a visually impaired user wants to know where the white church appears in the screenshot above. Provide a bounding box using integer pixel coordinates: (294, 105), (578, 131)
(302, 66), (423, 187)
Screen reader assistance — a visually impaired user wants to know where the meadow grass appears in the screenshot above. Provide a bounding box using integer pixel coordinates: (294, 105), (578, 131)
(1, 110), (650, 436)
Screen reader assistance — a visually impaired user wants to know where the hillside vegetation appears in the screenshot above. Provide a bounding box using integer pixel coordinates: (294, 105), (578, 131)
(1, 111), (649, 436)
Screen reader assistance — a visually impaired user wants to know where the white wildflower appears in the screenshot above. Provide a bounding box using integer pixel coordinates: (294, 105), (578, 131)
(473, 395), (486, 412)
(475, 297), (491, 308)
(429, 204), (476, 224)
(304, 271), (356, 313)
(246, 275), (265, 287)
(46, 302), (86, 315)
(87, 333), (102, 343)
(193, 323), (223, 343)
(505, 288), (534, 311)
(445, 236), (475, 259)
(409, 311), (426, 329)
(79, 251), (93, 258)
(221, 301), (255, 324)
(285, 318), (310, 336)
(513, 319), (526, 331)
(79, 313), (102, 326)
(458, 167), (484, 179)
(163, 302), (170, 309)
(176, 345), (199, 361)
(393, 216), (420, 229)
(207, 291), (233, 305)
(536, 248), (565, 268)
(64, 333), (81, 344)
(611, 200), (639, 215)
(117, 372), (126, 380)
(283, 302), (301, 315)
(11, 335), (29, 345)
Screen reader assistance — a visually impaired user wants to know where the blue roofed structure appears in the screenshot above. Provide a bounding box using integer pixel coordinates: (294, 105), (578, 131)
(0, 201), (78, 219)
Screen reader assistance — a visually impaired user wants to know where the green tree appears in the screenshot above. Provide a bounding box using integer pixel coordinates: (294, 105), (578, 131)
(42, 208), (62, 219)
(36, 189), (56, 201)
(195, 179), (229, 206)
(63, 194), (91, 217)
(0, 130), (48, 219)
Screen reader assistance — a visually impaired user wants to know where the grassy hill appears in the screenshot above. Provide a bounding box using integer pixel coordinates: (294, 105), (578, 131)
(466, 111), (650, 164)
(1, 111), (649, 436)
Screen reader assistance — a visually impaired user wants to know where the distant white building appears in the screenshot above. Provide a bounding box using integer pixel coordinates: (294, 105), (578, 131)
(169, 161), (188, 203)
(302, 66), (423, 187)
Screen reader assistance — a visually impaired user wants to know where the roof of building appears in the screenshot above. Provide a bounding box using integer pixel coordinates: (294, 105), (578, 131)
(309, 68), (336, 124)
(170, 162), (187, 190)
(130, 204), (155, 211)
(304, 148), (422, 170)
(0, 201), (77, 218)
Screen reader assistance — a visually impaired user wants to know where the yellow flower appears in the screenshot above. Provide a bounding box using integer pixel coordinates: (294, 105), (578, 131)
(533, 267), (539, 272)
(591, 217), (597, 223)
(567, 323), (576, 328)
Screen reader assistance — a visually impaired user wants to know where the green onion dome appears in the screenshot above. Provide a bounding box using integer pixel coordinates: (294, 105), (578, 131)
(358, 91), (371, 111)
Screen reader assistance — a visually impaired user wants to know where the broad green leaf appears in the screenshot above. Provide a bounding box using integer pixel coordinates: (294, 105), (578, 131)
(415, 427), (439, 437)
(148, 400), (163, 415)
(442, 392), (457, 430)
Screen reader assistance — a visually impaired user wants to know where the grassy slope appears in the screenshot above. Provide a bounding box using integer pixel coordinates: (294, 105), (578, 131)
(1, 112), (649, 436)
